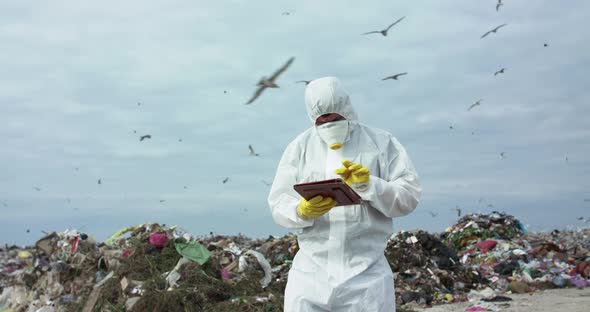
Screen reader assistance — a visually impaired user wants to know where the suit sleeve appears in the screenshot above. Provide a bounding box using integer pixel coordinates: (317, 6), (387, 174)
(356, 136), (421, 218)
(268, 141), (315, 229)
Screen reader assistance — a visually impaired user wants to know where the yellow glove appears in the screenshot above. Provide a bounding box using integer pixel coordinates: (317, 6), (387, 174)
(334, 160), (370, 188)
(297, 195), (337, 220)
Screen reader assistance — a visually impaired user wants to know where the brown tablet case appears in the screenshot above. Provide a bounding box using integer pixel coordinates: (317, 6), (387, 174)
(293, 179), (362, 207)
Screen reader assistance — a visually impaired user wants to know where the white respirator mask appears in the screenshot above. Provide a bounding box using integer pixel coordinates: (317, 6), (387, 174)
(316, 120), (349, 150)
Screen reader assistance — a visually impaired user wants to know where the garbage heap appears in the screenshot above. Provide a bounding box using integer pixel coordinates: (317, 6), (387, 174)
(387, 230), (491, 307)
(1, 213), (589, 312)
(439, 211), (590, 310)
(0, 224), (298, 312)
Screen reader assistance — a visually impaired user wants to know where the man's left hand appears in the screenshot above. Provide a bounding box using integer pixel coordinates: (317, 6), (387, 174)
(335, 160), (370, 189)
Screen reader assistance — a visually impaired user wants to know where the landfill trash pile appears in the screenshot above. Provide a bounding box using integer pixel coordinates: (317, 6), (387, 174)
(1, 213), (589, 312)
(0, 224), (297, 312)
(439, 211), (590, 311)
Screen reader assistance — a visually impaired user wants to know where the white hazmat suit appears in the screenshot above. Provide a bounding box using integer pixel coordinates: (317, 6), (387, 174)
(268, 77), (421, 311)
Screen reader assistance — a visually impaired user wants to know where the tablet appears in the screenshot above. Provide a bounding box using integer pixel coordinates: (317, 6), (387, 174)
(293, 178), (362, 207)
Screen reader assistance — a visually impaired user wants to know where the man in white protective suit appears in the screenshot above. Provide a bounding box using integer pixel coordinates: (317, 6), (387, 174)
(268, 76), (422, 311)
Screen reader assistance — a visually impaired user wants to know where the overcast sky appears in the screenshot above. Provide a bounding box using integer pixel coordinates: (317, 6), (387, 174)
(1, 0), (589, 245)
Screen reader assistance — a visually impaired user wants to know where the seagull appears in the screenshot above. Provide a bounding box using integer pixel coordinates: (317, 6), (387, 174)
(578, 217), (585, 221)
(565, 155), (568, 163)
(159, 200), (166, 203)
(467, 99), (483, 111)
(137, 102), (141, 106)
(481, 24), (507, 39)
(382, 73), (408, 81)
(487, 204), (495, 208)
(224, 90), (228, 94)
(449, 125), (454, 130)
(428, 211), (439, 218)
(183, 186), (188, 189)
(471, 131), (476, 135)
(249, 145), (260, 157)
(494, 68), (506, 76)
(261, 180), (272, 187)
(500, 152), (506, 159)
(178, 138), (182, 142)
(296, 80), (312, 85)
(496, 0), (503, 12)
(133, 130), (137, 134)
(362, 16), (406, 36)
(452, 206), (462, 217)
(282, 12), (291, 16)
(544, 43), (549, 47)
(246, 57), (295, 105)
(26, 229), (30, 233)
(222, 177), (230, 184)
(75, 167), (79, 171)
(98, 179), (102, 185)
(140, 134), (152, 141)
(33, 186), (41, 191)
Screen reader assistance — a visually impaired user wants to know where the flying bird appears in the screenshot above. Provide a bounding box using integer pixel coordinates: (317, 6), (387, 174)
(428, 211), (439, 218)
(224, 90), (228, 94)
(578, 217), (585, 221)
(496, 0), (503, 12)
(261, 180), (272, 187)
(494, 68), (506, 76)
(183, 186), (188, 189)
(222, 177), (230, 184)
(26, 229), (30, 233)
(382, 73), (408, 81)
(487, 204), (495, 208)
(282, 12), (291, 16)
(75, 167), (79, 171)
(98, 179), (101, 185)
(362, 16), (406, 36)
(452, 206), (462, 217)
(1, 200), (7, 207)
(178, 138), (182, 142)
(449, 125), (454, 130)
(246, 57), (295, 105)
(481, 24), (507, 39)
(249, 145), (260, 157)
(544, 43), (549, 47)
(137, 102), (141, 106)
(159, 200), (166, 203)
(500, 152), (506, 159)
(33, 186), (41, 191)
(467, 99), (483, 111)
(140, 134), (152, 141)
(296, 80), (312, 85)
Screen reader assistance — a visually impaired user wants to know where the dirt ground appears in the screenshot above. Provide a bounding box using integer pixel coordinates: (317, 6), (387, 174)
(414, 288), (590, 312)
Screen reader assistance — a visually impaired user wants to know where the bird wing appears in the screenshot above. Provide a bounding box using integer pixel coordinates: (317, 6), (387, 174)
(381, 76), (393, 80)
(245, 85), (266, 104)
(467, 103), (477, 111)
(481, 30), (492, 38)
(361, 30), (381, 35)
(269, 57), (295, 81)
(385, 16), (406, 31)
(249, 145), (256, 154)
(494, 24), (507, 31)
(394, 72), (408, 79)
(296, 80), (309, 84)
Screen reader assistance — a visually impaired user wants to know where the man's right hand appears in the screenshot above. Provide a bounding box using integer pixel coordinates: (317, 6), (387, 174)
(297, 195), (337, 220)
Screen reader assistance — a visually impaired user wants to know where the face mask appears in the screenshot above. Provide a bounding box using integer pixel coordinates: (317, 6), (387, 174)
(316, 120), (349, 150)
